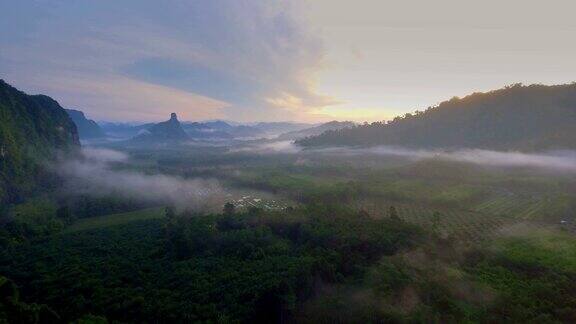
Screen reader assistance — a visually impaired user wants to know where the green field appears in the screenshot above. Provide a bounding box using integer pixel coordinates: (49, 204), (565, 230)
(64, 207), (165, 233)
(472, 194), (571, 221)
(358, 201), (511, 242)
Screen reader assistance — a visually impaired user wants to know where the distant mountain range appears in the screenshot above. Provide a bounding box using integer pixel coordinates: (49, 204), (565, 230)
(132, 113), (189, 142)
(100, 122), (151, 139)
(98, 118), (315, 142)
(0, 80), (79, 204)
(181, 121), (263, 139)
(298, 83), (576, 151)
(66, 109), (105, 139)
(277, 121), (355, 140)
(124, 117), (348, 143)
(251, 122), (312, 136)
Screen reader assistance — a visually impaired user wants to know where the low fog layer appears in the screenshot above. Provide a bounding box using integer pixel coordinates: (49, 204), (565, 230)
(338, 147), (576, 173)
(56, 148), (227, 210)
(229, 141), (301, 154)
(240, 141), (576, 173)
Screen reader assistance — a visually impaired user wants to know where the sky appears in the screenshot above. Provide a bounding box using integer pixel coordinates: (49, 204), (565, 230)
(1, 0), (575, 123)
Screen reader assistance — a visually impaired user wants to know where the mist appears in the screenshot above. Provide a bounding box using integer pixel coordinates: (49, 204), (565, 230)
(233, 140), (576, 173)
(229, 140), (301, 154)
(56, 148), (228, 210)
(329, 146), (576, 173)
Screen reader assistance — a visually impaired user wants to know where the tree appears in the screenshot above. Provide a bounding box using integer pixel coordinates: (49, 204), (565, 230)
(165, 206), (176, 220)
(431, 211), (441, 231)
(56, 205), (74, 224)
(358, 209), (370, 219)
(223, 202), (235, 216)
(388, 206), (400, 221)
(73, 314), (109, 324)
(0, 276), (60, 323)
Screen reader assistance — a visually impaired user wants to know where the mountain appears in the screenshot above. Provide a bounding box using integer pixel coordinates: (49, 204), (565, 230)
(181, 122), (233, 140)
(66, 109), (105, 139)
(0, 80), (80, 204)
(278, 121), (355, 140)
(298, 83), (576, 151)
(252, 122), (313, 136)
(132, 113), (189, 142)
(228, 125), (264, 138)
(122, 120), (311, 141)
(100, 122), (151, 139)
(181, 121), (263, 140)
(200, 120), (235, 131)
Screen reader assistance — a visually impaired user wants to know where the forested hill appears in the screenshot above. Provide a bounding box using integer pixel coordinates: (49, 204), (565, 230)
(66, 109), (105, 139)
(298, 83), (576, 150)
(0, 80), (80, 204)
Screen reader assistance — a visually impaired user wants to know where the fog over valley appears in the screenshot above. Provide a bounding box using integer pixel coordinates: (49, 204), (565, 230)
(55, 148), (226, 211)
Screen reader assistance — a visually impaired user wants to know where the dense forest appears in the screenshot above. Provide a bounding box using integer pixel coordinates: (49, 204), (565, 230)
(298, 83), (576, 150)
(3, 202), (576, 323)
(0, 204), (419, 322)
(0, 80), (79, 205)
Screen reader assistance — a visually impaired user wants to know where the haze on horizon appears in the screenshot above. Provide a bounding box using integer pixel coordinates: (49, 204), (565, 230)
(1, 0), (575, 123)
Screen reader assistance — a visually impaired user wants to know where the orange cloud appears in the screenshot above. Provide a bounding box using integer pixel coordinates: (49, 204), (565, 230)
(24, 74), (230, 122)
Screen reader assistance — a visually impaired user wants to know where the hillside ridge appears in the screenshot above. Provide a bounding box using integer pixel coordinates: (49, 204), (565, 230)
(0, 79), (80, 204)
(298, 83), (576, 150)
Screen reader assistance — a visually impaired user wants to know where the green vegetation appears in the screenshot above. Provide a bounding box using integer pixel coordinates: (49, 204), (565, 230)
(0, 276), (60, 323)
(0, 80), (79, 204)
(3, 190), (575, 323)
(0, 196), (150, 246)
(0, 205), (419, 322)
(360, 202), (510, 242)
(0, 198), (71, 245)
(232, 170), (357, 204)
(64, 207), (164, 233)
(467, 231), (576, 322)
(295, 229), (576, 322)
(472, 194), (572, 221)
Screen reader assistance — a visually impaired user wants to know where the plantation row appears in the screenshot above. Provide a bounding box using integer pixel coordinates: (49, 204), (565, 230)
(472, 195), (569, 221)
(357, 201), (510, 242)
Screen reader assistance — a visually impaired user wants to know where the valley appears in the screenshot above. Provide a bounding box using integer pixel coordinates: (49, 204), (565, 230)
(3, 1), (576, 321)
(1, 81), (576, 323)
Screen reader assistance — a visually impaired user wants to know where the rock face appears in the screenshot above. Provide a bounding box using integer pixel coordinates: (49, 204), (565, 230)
(133, 113), (189, 142)
(66, 109), (106, 139)
(0, 79), (80, 204)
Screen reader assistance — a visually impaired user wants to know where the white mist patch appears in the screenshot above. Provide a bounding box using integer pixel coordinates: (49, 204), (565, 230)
(58, 148), (226, 210)
(443, 149), (576, 172)
(231, 141), (576, 173)
(229, 140), (302, 154)
(81, 147), (129, 163)
(317, 146), (576, 173)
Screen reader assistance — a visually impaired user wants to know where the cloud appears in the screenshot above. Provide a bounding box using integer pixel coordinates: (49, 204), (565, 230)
(238, 140), (576, 173)
(31, 75), (230, 121)
(56, 148), (227, 210)
(0, 0), (332, 122)
(81, 147), (129, 163)
(437, 149), (576, 172)
(229, 141), (301, 154)
(318, 146), (576, 173)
